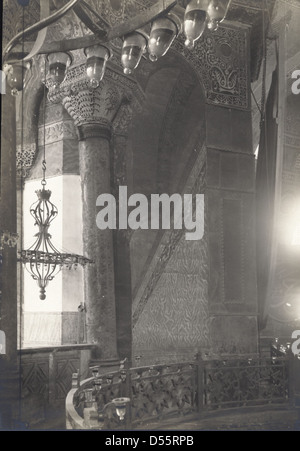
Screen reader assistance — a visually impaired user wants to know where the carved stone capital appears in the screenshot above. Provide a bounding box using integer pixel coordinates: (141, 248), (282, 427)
(47, 63), (145, 141)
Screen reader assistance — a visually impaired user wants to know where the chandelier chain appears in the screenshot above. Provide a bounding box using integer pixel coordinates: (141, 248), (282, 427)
(42, 56), (47, 188)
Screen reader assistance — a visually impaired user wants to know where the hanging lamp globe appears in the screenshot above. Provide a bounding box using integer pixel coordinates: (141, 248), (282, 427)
(148, 13), (181, 62)
(207, 0), (231, 31)
(47, 52), (72, 86)
(121, 30), (148, 75)
(5, 62), (31, 96)
(183, 0), (210, 49)
(84, 44), (112, 88)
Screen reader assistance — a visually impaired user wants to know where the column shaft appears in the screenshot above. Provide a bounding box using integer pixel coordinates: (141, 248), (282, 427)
(79, 137), (118, 359)
(0, 92), (18, 364)
(0, 90), (20, 428)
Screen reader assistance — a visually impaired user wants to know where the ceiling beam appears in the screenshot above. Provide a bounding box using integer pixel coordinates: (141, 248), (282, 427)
(106, 0), (178, 41)
(8, 0), (179, 61)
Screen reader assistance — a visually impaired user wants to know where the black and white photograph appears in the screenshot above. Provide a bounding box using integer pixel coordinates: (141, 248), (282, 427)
(0, 0), (300, 433)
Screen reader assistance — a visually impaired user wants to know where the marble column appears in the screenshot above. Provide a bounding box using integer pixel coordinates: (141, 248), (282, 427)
(0, 87), (20, 427)
(0, 91), (18, 364)
(112, 102), (135, 361)
(48, 69), (143, 360)
(78, 125), (118, 359)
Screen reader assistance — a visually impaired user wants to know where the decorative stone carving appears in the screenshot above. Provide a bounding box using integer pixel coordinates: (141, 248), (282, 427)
(16, 143), (37, 178)
(2, 0), (40, 48)
(0, 231), (19, 251)
(113, 102), (134, 136)
(38, 120), (77, 145)
(48, 62), (144, 104)
(47, 63), (144, 140)
(17, 119), (78, 180)
(45, 10), (84, 42)
(85, 0), (154, 26)
(49, 81), (119, 118)
(172, 24), (250, 110)
(48, 79), (121, 139)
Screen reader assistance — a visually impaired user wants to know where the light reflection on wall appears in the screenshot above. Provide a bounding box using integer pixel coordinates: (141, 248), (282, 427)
(279, 196), (300, 249)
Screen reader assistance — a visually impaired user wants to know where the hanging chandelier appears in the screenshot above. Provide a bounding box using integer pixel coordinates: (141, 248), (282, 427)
(2, 0), (232, 95)
(18, 187), (93, 300)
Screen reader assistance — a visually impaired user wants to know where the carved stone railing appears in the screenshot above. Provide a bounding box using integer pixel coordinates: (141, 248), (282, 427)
(67, 360), (197, 430)
(202, 357), (290, 409)
(66, 368), (125, 430)
(66, 354), (298, 430)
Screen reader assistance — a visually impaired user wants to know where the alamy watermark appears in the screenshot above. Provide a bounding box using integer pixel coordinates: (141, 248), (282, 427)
(96, 186), (204, 241)
(292, 330), (300, 357)
(289, 71), (300, 356)
(0, 330), (6, 355)
(0, 70), (7, 95)
(291, 70), (300, 95)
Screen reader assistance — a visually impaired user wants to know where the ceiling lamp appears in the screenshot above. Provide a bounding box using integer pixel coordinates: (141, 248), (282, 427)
(207, 0), (231, 31)
(148, 13), (181, 62)
(183, 0), (210, 50)
(19, 188), (92, 300)
(3, 1), (233, 90)
(47, 51), (72, 87)
(121, 30), (148, 75)
(84, 44), (112, 89)
(4, 62), (31, 96)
